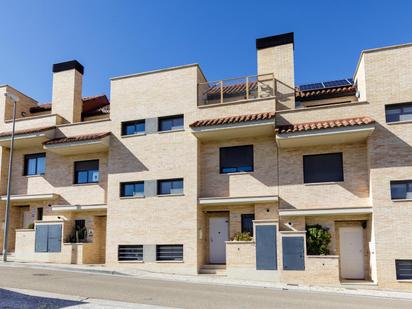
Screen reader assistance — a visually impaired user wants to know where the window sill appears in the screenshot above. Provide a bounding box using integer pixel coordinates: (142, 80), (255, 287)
(304, 181), (343, 186)
(120, 196), (145, 200)
(392, 199), (412, 203)
(387, 120), (412, 125)
(397, 279), (412, 282)
(158, 128), (185, 134)
(121, 132), (146, 138)
(24, 174), (45, 178)
(118, 260), (144, 263)
(220, 171), (254, 175)
(156, 260), (184, 263)
(73, 183), (100, 186)
(157, 193), (185, 197)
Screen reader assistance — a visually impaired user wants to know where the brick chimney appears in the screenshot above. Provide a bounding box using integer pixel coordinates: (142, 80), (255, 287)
(51, 60), (84, 123)
(256, 32), (295, 110)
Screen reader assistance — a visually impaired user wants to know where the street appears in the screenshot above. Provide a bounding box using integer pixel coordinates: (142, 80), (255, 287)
(0, 266), (411, 308)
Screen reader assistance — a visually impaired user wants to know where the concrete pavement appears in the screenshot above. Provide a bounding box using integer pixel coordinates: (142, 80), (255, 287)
(0, 266), (411, 309)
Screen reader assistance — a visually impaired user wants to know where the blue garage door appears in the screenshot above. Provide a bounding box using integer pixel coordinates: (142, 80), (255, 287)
(282, 236), (305, 270)
(256, 225), (277, 270)
(35, 224), (62, 253)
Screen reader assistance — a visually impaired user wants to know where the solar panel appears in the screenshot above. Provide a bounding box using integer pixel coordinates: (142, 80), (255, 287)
(299, 78), (353, 91)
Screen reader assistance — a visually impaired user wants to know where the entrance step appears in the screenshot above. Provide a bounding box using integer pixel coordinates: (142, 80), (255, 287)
(199, 264), (227, 275)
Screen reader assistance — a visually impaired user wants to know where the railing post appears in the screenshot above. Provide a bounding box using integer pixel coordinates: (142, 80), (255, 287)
(246, 76), (249, 100)
(220, 80), (223, 104)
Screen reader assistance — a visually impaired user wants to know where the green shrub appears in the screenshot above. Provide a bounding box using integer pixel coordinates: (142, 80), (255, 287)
(27, 223), (34, 229)
(306, 224), (331, 255)
(233, 232), (253, 241)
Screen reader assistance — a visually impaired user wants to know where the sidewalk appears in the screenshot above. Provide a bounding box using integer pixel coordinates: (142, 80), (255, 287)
(1, 260), (412, 301)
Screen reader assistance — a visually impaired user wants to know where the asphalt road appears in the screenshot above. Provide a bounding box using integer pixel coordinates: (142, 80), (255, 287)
(0, 266), (411, 309)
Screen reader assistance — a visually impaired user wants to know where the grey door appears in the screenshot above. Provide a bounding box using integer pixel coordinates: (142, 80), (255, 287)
(256, 225), (277, 270)
(282, 236), (305, 270)
(35, 224), (62, 253)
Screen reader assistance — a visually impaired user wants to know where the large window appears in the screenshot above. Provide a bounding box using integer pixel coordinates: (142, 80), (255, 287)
(120, 181), (144, 197)
(391, 180), (412, 200)
(24, 153), (46, 176)
(74, 160), (99, 184)
(385, 103), (412, 123)
(118, 245), (143, 261)
(303, 153), (343, 183)
(156, 244), (183, 261)
(396, 260), (412, 280)
(241, 214), (255, 236)
(158, 115), (184, 132)
(157, 178), (183, 195)
(220, 145), (254, 174)
(121, 120), (145, 136)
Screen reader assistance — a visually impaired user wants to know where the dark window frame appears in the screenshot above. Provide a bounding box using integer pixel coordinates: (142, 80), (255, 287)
(219, 145), (254, 174)
(118, 245), (143, 261)
(303, 152), (344, 184)
(121, 119), (146, 136)
(395, 259), (412, 280)
(241, 213), (255, 236)
(157, 178), (184, 195)
(24, 153), (46, 176)
(390, 180), (412, 200)
(74, 160), (99, 184)
(385, 102), (412, 123)
(158, 115), (184, 132)
(156, 244), (183, 261)
(120, 181), (145, 197)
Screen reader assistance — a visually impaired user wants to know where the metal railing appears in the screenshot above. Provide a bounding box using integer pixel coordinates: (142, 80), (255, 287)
(198, 73), (275, 106)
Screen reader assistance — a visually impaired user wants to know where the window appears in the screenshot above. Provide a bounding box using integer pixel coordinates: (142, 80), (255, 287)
(156, 244), (183, 261)
(118, 245), (143, 261)
(24, 153), (46, 176)
(74, 160), (99, 184)
(241, 214), (255, 236)
(386, 103), (412, 123)
(157, 178), (183, 195)
(395, 260), (412, 280)
(220, 145), (254, 174)
(121, 120), (145, 136)
(391, 180), (412, 200)
(158, 115), (184, 132)
(37, 208), (43, 221)
(74, 219), (87, 242)
(120, 181), (144, 197)
(303, 153), (343, 184)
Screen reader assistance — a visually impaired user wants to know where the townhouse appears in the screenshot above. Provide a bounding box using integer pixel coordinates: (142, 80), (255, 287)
(0, 32), (411, 291)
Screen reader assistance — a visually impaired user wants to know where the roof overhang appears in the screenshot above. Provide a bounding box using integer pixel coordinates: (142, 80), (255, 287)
(276, 124), (375, 148)
(279, 207), (373, 217)
(0, 128), (55, 149)
(199, 195), (278, 206)
(191, 120), (275, 141)
(44, 135), (110, 155)
(51, 204), (107, 212)
(0, 193), (59, 202)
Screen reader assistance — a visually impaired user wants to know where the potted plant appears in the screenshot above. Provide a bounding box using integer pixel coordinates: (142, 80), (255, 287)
(232, 232), (253, 241)
(306, 224), (331, 255)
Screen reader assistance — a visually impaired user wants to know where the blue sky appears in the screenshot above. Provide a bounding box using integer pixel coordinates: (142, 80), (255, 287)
(0, 0), (411, 103)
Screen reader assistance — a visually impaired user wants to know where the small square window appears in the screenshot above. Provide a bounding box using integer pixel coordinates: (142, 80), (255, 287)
(118, 245), (143, 261)
(24, 153), (46, 176)
(158, 115), (184, 132)
(396, 260), (412, 280)
(303, 153), (343, 184)
(120, 181), (144, 197)
(385, 103), (412, 123)
(122, 120), (145, 136)
(157, 179), (183, 195)
(391, 180), (412, 200)
(220, 145), (254, 174)
(241, 214), (255, 236)
(74, 160), (99, 184)
(156, 244), (183, 261)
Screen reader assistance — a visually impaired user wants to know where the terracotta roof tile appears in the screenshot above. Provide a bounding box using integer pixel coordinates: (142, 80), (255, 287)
(277, 117), (375, 134)
(0, 126), (55, 138)
(295, 85), (356, 100)
(44, 132), (110, 146)
(190, 112), (275, 128)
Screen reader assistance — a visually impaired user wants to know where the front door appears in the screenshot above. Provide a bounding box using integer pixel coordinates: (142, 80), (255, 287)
(340, 226), (364, 279)
(209, 217), (228, 264)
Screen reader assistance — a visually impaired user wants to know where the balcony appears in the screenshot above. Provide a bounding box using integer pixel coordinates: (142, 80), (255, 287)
(198, 74), (275, 106)
(43, 132), (110, 155)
